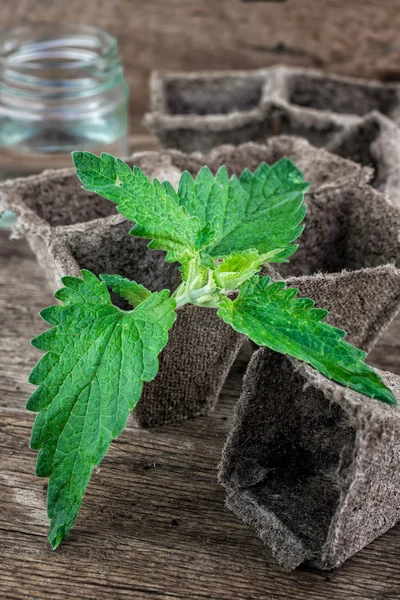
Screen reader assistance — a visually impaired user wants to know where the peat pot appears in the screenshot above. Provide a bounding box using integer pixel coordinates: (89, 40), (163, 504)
(219, 349), (400, 570)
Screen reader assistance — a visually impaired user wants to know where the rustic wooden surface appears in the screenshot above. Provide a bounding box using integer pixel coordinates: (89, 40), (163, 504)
(1, 230), (400, 600)
(3, 0), (400, 135)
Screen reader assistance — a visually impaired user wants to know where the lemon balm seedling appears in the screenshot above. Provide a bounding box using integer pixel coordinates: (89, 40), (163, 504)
(27, 152), (397, 548)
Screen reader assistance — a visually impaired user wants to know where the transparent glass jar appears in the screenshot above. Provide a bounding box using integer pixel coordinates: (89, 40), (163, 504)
(0, 23), (129, 180)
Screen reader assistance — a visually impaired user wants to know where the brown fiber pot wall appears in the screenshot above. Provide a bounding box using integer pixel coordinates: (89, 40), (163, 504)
(146, 66), (400, 207)
(1, 138), (400, 427)
(219, 350), (400, 570)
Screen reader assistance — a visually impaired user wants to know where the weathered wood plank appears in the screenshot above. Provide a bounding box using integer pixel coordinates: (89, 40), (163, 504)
(1, 229), (400, 600)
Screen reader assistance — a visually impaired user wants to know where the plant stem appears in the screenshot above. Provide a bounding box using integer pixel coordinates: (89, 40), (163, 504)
(172, 271), (221, 308)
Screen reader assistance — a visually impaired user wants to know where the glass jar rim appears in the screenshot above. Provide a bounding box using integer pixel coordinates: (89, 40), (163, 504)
(0, 23), (119, 72)
(0, 22), (126, 104)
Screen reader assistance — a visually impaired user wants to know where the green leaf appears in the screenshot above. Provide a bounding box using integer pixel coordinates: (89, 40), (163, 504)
(195, 223), (217, 252)
(217, 275), (397, 405)
(177, 160), (309, 259)
(100, 273), (151, 308)
(28, 270), (176, 548)
(72, 152), (202, 264)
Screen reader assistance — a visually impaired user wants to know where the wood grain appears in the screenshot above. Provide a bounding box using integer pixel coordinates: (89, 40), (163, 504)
(1, 228), (400, 599)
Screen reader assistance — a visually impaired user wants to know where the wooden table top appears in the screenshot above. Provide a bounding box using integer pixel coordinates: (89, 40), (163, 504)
(1, 230), (400, 600)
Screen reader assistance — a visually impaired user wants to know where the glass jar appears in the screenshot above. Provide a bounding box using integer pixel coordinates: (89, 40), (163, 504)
(0, 23), (129, 180)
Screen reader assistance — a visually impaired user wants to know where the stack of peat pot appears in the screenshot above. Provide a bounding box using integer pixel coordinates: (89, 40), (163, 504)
(146, 66), (400, 207)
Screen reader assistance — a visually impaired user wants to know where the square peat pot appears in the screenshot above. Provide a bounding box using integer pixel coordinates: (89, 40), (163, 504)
(145, 69), (274, 153)
(265, 66), (400, 146)
(219, 349), (400, 570)
(1, 137), (400, 427)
